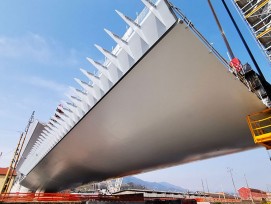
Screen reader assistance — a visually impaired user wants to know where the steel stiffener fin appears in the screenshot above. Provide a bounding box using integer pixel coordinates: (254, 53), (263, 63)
(16, 0), (268, 192)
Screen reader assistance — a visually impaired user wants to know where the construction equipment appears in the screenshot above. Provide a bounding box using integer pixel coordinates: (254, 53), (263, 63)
(247, 108), (271, 149)
(208, 0), (271, 150)
(0, 112), (34, 194)
(208, 0), (270, 108)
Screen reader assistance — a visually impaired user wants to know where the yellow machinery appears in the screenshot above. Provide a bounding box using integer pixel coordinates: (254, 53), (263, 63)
(0, 112), (34, 194)
(247, 108), (271, 149)
(0, 133), (24, 194)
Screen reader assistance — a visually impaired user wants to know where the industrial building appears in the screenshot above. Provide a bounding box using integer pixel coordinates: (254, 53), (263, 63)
(113, 189), (186, 200)
(238, 187), (268, 201)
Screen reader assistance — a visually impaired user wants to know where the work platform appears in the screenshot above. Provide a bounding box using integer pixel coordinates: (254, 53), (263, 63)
(15, 0), (268, 192)
(247, 108), (271, 149)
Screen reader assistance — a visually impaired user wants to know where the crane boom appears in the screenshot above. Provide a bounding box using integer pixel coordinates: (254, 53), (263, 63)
(0, 111), (34, 194)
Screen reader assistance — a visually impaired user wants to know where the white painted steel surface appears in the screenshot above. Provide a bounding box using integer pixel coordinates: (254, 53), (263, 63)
(18, 0), (177, 177)
(21, 22), (265, 192)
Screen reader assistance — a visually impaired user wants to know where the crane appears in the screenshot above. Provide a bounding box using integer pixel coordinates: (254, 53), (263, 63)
(0, 112), (34, 194)
(207, 0), (271, 150)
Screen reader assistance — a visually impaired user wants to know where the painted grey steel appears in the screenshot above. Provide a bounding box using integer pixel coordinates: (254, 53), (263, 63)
(21, 23), (265, 192)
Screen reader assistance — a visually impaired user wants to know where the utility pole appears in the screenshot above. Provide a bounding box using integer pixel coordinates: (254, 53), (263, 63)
(201, 178), (206, 200)
(244, 173), (254, 204)
(201, 178), (205, 193)
(266, 185), (270, 193)
(205, 179), (210, 193)
(227, 168), (238, 199)
(221, 184), (226, 202)
(267, 150), (271, 161)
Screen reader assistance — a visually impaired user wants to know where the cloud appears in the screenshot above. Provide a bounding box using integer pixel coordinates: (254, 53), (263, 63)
(13, 76), (69, 96)
(20, 75), (69, 94)
(0, 33), (80, 67)
(0, 75), (69, 125)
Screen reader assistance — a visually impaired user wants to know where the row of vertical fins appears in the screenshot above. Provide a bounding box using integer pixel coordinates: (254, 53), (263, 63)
(20, 0), (177, 174)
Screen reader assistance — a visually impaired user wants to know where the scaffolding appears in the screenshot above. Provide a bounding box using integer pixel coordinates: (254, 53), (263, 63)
(234, 0), (271, 61)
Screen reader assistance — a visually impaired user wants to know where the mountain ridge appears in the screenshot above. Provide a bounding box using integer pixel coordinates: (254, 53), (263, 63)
(122, 176), (187, 192)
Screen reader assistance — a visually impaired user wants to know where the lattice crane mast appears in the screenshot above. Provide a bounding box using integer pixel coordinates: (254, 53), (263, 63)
(0, 111), (35, 194)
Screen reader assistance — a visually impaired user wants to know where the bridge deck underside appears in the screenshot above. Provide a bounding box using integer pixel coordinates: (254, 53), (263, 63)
(21, 23), (265, 192)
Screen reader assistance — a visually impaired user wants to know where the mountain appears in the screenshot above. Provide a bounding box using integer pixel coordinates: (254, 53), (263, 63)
(122, 176), (187, 192)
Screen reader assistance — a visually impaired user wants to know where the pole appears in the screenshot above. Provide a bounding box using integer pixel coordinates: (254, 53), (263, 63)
(227, 168), (238, 199)
(0, 133), (24, 194)
(0, 111), (35, 194)
(244, 173), (254, 204)
(207, 0), (235, 60)
(201, 179), (206, 200)
(201, 178), (205, 193)
(5, 112), (35, 193)
(221, 0), (271, 100)
(205, 179), (210, 193)
(221, 184), (226, 203)
(267, 150), (271, 161)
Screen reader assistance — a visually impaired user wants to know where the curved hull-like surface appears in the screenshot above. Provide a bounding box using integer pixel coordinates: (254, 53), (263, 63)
(21, 23), (265, 192)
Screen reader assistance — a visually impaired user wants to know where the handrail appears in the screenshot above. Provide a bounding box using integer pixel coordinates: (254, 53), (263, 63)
(169, 4), (230, 69)
(250, 115), (271, 123)
(257, 26), (271, 38)
(0, 192), (145, 202)
(253, 123), (271, 131)
(247, 108), (271, 149)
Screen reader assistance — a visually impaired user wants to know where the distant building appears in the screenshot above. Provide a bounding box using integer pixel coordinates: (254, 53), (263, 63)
(238, 187), (267, 201)
(113, 189), (186, 199)
(267, 193), (271, 201)
(0, 167), (16, 193)
(114, 190), (239, 203)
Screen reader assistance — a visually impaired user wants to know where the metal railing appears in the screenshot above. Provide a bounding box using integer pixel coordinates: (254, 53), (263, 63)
(170, 4), (230, 68)
(0, 192), (145, 203)
(247, 108), (271, 149)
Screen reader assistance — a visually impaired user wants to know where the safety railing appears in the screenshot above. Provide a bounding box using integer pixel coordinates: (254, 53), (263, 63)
(247, 108), (271, 149)
(0, 192), (145, 203)
(245, 0), (270, 18)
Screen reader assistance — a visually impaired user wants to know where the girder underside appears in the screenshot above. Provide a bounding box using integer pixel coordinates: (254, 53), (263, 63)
(21, 23), (265, 192)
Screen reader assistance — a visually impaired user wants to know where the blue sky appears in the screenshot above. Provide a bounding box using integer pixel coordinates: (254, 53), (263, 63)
(0, 0), (270, 193)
